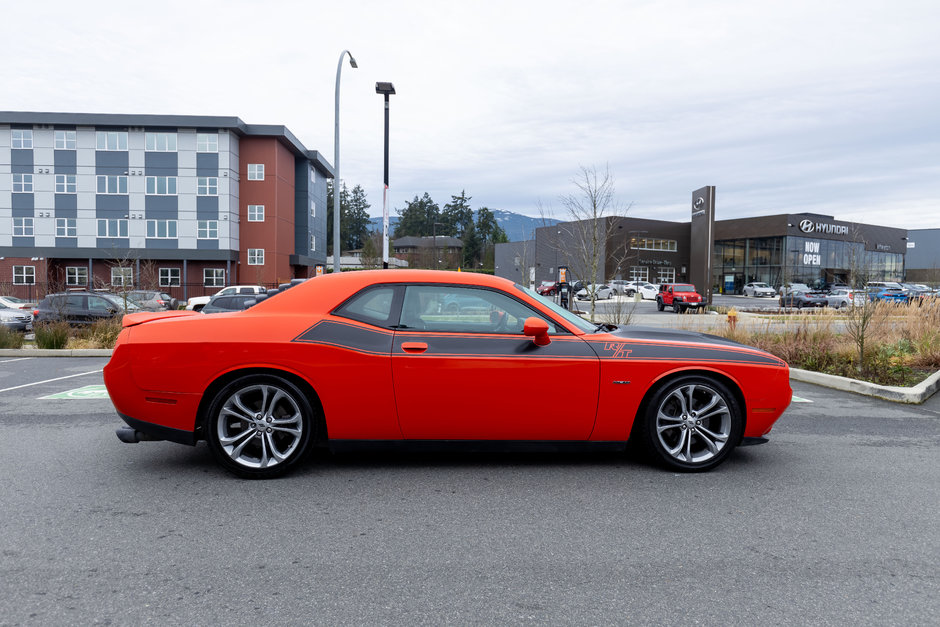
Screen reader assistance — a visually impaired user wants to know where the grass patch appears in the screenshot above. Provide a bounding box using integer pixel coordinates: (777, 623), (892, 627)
(34, 321), (71, 350)
(0, 326), (25, 349)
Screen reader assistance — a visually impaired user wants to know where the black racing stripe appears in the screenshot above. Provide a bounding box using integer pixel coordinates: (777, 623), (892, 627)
(393, 335), (596, 359)
(588, 340), (784, 366)
(294, 320), (394, 355)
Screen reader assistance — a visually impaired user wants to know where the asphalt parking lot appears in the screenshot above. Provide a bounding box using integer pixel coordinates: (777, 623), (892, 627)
(0, 357), (938, 624)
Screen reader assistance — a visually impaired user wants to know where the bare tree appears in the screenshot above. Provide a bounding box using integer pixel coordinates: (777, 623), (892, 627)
(842, 232), (888, 375)
(557, 165), (629, 322)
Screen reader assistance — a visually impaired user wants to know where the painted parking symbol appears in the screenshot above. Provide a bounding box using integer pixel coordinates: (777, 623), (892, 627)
(40, 385), (110, 400)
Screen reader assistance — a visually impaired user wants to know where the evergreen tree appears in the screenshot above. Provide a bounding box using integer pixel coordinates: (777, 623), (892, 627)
(442, 190), (474, 238)
(345, 185), (371, 250)
(461, 222), (483, 269)
(394, 193), (440, 237)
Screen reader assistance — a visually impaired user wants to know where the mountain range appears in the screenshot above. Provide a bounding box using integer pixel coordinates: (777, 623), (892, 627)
(368, 209), (558, 243)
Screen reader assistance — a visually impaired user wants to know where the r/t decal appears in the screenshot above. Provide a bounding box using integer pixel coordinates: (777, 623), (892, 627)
(604, 342), (633, 358)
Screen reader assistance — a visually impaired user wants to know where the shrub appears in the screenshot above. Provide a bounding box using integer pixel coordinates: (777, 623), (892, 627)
(34, 321), (71, 350)
(0, 325), (25, 349)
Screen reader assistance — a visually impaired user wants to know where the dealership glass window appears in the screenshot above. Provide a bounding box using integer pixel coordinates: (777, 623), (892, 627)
(247, 249), (264, 265)
(160, 268), (180, 287)
(111, 267), (133, 286)
(247, 164), (264, 180)
(197, 177), (218, 195)
(145, 176), (178, 195)
(97, 219), (128, 238)
(204, 268), (225, 287)
(66, 266), (88, 286)
(146, 219), (178, 239)
(12, 173), (33, 193)
(96, 131), (128, 151)
(55, 174), (77, 193)
(11, 129), (33, 149)
(628, 266), (648, 282)
(13, 266), (35, 285)
(13, 217), (34, 236)
(55, 130), (77, 149)
(657, 267), (676, 284)
(97, 175), (128, 194)
(145, 132), (177, 152)
(399, 285), (556, 335)
(197, 220), (218, 239)
(631, 237), (677, 252)
(247, 205), (265, 222)
(56, 218), (77, 237)
(196, 133), (218, 152)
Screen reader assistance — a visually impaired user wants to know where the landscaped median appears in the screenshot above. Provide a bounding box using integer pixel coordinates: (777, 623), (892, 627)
(790, 367), (940, 404)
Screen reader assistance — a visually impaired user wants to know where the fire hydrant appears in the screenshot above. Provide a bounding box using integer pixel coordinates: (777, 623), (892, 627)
(727, 307), (738, 331)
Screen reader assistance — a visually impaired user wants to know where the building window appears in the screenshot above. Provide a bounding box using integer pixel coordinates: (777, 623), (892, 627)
(310, 168), (316, 183)
(197, 220), (218, 239)
(631, 237), (677, 252)
(97, 175), (128, 194)
(247, 248), (264, 265)
(197, 177), (218, 196)
(96, 131), (128, 151)
(12, 129), (33, 149)
(55, 130), (77, 150)
(247, 164), (264, 180)
(204, 268), (225, 287)
(247, 204), (265, 222)
(97, 219), (129, 238)
(146, 220), (178, 239)
(145, 132), (177, 152)
(56, 218), (77, 237)
(310, 234), (316, 252)
(160, 268), (181, 287)
(13, 266), (35, 285)
(629, 266), (649, 282)
(13, 173), (33, 193)
(310, 200), (316, 217)
(196, 133), (218, 152)
(13, 218), (34, 236)
(145, 176), (178, 195)
(66, 267), (88, 286)
(55, 174), (77, 194)
(111, 267), (133, 286)
(657, 268), (676, 284)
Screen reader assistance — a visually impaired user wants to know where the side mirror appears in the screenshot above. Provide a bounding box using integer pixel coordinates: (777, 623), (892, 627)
(523, 317), (551, 346)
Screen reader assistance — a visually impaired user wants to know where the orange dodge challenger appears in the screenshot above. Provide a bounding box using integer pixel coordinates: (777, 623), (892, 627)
(104, 270), (791, 478)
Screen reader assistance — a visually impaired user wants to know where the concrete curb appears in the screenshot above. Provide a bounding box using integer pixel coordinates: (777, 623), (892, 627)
(790, 367), (940, 404)
(0, 349), (113, 357)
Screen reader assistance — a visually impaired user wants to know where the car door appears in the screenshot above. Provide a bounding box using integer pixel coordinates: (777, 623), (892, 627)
(391, 284), (599, 441)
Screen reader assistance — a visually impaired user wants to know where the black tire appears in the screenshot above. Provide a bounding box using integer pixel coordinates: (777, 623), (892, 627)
(674, 305), (682, 314)
(626, 290), (636, 297)
(204, 374), (315, 479)
(656, 299), (664, 312)
(635, 375), (744, 472)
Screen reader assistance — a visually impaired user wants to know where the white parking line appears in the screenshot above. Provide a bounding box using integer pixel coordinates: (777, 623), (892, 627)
(0, 369), (104, 394)
(0, 357), (33, 364)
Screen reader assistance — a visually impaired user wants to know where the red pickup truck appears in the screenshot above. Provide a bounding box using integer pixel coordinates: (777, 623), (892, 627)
(656, 283), (706, 313)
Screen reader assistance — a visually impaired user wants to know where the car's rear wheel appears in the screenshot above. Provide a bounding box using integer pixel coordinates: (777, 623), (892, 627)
(656, 299), (664, 311)
(626, 289), (635, 297)
(204, 374), (315, 479)
(639, 376), (743, 471)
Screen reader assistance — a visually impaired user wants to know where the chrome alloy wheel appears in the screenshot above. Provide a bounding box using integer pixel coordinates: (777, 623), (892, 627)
(654, 383), (732, 465)
(216, 383), (304, 470)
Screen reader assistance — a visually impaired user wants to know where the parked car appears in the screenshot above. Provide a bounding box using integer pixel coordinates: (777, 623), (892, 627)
(575, 284), (614, 300)
(126, 290), (179, 311)
(201, 294), (259, 314)
(618, 281), (659, 299)
(656, 283), (705, 313)
(0, 307), (33, 332)
(779, 290), (828, 309)
(186, 285), (267, 311)
(865, 281), (903, 292)
(779, 283), (811, 296)
(743, 282), (776, 297)
(826, 289), (864, 309)
(535, 281), (559, 296)
(0, 296), (36, 311)
(33, 291), (142, 325)
(106, 269), (792, 478)
(869, 288), (909, 304)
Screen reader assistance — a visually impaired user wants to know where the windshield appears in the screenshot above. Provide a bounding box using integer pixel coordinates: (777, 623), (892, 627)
(753, 283), (769, 287)
(515, 284), (596, 333)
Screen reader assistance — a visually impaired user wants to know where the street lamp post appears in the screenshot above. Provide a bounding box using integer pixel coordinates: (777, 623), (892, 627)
(376, 82), (396, 269)
(333, 50), (357, 273)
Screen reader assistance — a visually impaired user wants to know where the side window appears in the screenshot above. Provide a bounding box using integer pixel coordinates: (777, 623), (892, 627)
(400, 285), (556, 334)
(87, 296), (112, 311)
(335, 286), (398, 326)
(66, 295), (84, 309)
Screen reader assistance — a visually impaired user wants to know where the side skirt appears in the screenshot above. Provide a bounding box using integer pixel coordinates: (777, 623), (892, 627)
(328, 440), (629, 454)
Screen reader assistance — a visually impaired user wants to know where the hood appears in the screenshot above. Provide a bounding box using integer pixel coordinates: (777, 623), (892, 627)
(606, 325), (748, 348)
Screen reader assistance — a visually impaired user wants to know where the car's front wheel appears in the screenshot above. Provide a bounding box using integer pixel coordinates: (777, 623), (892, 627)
(204, 374), (315, 478)
(638, 376), (743, 471)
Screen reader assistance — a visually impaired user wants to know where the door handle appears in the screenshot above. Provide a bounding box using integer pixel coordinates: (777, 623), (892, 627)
(401, 342), (428, 353)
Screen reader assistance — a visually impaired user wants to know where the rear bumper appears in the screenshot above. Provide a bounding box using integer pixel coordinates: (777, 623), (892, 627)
(116, 412), (197, 446)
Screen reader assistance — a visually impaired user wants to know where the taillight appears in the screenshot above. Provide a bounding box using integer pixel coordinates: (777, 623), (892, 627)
(33, 310), (39, 316)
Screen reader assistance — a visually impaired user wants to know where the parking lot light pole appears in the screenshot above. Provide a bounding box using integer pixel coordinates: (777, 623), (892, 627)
(376, 82), (396, 269)
(333, 50), (358, 273)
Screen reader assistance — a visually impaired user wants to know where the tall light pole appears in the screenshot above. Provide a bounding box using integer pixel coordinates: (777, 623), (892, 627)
(333, 50), (357, 273)
(376, 82), (396, 269)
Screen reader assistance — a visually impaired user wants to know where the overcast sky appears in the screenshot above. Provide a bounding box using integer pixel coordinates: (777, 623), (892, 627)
(4, 0), (939, 232)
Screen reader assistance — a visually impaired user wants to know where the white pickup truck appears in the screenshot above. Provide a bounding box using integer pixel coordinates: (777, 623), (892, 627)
(186, 285), (267, 311)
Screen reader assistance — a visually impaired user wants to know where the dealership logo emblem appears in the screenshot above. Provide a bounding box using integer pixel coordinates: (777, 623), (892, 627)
(692, 196), (706, 217)
(799, 219), (815, 233)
